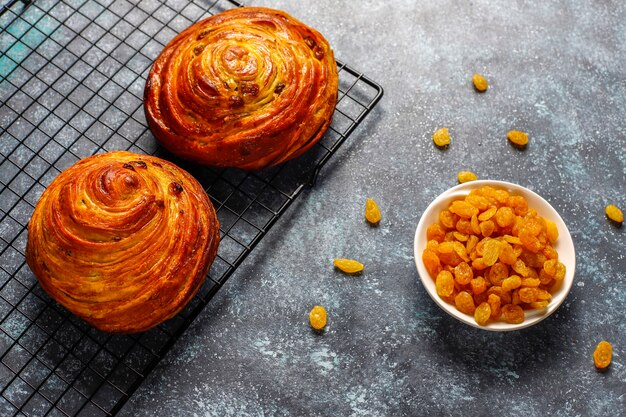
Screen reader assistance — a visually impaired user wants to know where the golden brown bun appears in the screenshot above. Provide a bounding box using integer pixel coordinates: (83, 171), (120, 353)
(144, 7), (339, 170)
(26, 151), (219, 333)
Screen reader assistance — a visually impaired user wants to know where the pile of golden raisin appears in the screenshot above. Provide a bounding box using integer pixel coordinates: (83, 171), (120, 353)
(422, 185), (566, 326)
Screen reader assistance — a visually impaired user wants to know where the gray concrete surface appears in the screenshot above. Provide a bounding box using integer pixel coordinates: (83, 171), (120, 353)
(117, 1), (626, 415)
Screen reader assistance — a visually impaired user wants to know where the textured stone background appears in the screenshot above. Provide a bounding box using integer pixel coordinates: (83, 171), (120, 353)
(120, 0), (626, 415)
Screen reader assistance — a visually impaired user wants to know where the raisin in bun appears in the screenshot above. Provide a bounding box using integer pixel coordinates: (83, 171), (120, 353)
(144, 7), (338, 170)
(26, 151), (219, 333)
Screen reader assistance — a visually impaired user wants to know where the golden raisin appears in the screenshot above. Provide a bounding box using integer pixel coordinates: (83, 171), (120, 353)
(454, 262), (473, 285)
(422, 250), (441, 277)
(455, 219), (472, 235)
(470, 215), (481, 235)
(536, 289), (552, 301)
(436, 271), (455, 297)
(545, 219), (559, 243)
(458, 171), (478, 183)
(466, 195), (490, 211)
(474, 302), (491, 325)
(333, 259), (364, 274)
(543, 259), (558, 277)
(433, 127), (450, 147)
(605, 204), (624, 223)
(439, 210), (457, 229)
(498, 242), (517, 265)
(479, 220), (496, 237)
(512, 259), (530, 277)
(478, 207), (497, 222)
(518, 287), (538, 303)
(472, 73), (488, 92)
(365, 198), (381, 224)
(309, 306), (327, 331)
(495, 207), (515, 228)
(466, 234), (479, 254)
(593, 341), (612, 369)
(508, 196), (528, 216)
(470, 276), (487, 295)
(482, 239), (501, 266)
(502, 275), (522, 292)
(507, 130), (529, 146)
(502, 304), (524, 324)
(453, 231), (469, 242)
(454, 291), (476, 315)
(427, 223), (446, 242)
(488, 262), (509, 285)
(521, 278), (541, 288)
(494, 189), (510, 204)
(554, 262), (566, 280)
(449, 200), (479, 219)
(488, 294), (501, 319)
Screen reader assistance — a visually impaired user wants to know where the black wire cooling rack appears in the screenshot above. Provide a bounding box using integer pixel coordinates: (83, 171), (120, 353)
(0, 0), (383, 415)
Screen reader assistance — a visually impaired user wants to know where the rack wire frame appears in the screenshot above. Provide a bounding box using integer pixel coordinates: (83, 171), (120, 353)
(0, 0), (383, 415)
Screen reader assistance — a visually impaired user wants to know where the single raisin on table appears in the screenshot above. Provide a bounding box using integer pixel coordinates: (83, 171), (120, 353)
(433, 127), (451, 147)
(472, 73), (488, 92)
(507, 130), (529, 146)
(458, 171), (478, 183)
(605, 204), (624, 223)
(333, 259), (364, 274)
(365, 198), (382, 224)
(593, 340), (612, 369)
(309, 306), (327, 331)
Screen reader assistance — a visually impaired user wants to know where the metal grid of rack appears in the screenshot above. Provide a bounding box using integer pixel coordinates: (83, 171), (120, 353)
(0, 0), (383, 415)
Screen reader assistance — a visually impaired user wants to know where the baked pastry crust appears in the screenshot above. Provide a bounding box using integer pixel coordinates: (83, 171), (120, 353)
(144, 7), (339, 170)
(26, 151), (220, 333)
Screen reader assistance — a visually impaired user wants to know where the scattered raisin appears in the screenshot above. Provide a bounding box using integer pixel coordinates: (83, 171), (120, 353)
(309, 306), (327, 331)
(333, 259), (364, 274)
(458, 171), (478, 183)
(507, 130), (529, 146)
(605, 204), (624, 223)
(432, 128), (450, 148)
(593, 341), (612, 369)
(472, 73), (488, 92)
(365, 198), (382, 224)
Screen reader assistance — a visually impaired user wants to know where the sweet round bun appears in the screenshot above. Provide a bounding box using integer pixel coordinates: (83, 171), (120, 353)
(144, 7), (338, 170)
(26, 151), (220, 333)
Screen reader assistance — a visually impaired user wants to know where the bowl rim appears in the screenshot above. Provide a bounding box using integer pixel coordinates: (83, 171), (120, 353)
(413, 180), (576, 332)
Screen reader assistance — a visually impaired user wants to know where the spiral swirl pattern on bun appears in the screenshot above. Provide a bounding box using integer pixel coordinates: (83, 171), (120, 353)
(144, 7), (338, 170)
(26, 151), (220, 333)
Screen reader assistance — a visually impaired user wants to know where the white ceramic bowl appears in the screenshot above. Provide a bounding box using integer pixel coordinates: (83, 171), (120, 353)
(414, 180), (576, 331)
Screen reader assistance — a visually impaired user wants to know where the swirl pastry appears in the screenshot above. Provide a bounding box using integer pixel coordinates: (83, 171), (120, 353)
(144, 7), (339, 170)
(26, 151), (220, 333)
